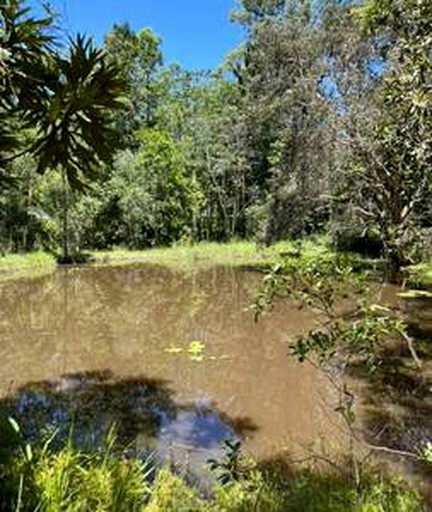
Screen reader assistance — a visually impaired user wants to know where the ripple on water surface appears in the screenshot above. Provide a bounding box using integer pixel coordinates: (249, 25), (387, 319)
(0, 266), (343, 472)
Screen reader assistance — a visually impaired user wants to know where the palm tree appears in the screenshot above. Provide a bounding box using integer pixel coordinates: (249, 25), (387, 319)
(0, 0), (54, 187)
(28, 35), (127, 260)
(1, 1), (126, 260)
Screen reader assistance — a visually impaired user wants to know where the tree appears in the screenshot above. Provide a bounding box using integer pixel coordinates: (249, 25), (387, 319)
(182, 75), (253, 241)
(0, 0), (54, 187)
(1, 1), (126, 260)
(230, 0), (336, 243)
(109, 129), (198, 247)
(152, 65), (257, 242)
(231, 0), (286, 26)
(104, 23), (163, 146)
(313, 0), (383, 254)
(337, 0), (432, 276)
(0, 154), (44, 252)
(28, 36), (126, 260)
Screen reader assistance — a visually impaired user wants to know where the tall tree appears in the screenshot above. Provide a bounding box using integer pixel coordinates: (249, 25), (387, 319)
(185, 76), (253, 240)
(104, 23), (163, 146)
(0, 0), (54, 186)
(30, 36), (126, 260)
(230, 0), (336, 242)
(109, 129), (198, 247)
(335, 0), (432, 274)
(1, 1), (126, 259)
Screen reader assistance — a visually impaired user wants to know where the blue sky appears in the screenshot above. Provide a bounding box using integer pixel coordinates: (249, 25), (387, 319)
(28, 0), (245, 70)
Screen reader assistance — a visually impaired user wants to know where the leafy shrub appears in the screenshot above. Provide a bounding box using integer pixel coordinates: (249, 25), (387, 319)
(0, 416), (424, 511)
(144, 469), (207, 512)
(214, 467), (423, 512)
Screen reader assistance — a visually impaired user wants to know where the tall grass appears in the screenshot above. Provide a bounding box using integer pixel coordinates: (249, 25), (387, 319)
(91, 240), (300, 272)
(34, 446), (148, 511)
(0, 424), (152, 511)
(0, 434), (424, 511)
(0, 251), (56, 283)
(0, 237), (379, 280)
(90, 237), (364, 274)
(0, 240), (314, 281)
(407, 261), (432, 287)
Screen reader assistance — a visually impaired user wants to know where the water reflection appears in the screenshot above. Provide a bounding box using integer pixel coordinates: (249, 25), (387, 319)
(0, 266), (338, 462)
(2, 370), (254, 472)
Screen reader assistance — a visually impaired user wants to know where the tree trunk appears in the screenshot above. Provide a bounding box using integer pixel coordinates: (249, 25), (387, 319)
(61, 168), (70, 262)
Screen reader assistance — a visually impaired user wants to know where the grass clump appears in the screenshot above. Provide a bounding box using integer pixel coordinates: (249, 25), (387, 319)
(212, 464), (423, 512)
(1, 445), (150, 511)
(0, 442), (423, 511)
(0, 238), (379, 280)
(278, 470), (422, 512)
(145, 469), (208, 512)
(0, 420), (150, 511)
(34, 447), (147, 512)
(0, 251), (56, 283)
(406, 262), (432, 288)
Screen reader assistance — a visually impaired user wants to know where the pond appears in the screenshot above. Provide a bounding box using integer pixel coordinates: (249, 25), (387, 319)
(0, 266), (348, 473)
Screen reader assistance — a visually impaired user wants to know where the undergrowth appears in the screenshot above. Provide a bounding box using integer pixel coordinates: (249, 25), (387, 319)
(0, 417), (424, 511)
(0, 252), (56, 283)
(0, 238), (379, 282)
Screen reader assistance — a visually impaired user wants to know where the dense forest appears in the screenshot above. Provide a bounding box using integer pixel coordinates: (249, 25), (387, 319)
(1, 0), (431, 273)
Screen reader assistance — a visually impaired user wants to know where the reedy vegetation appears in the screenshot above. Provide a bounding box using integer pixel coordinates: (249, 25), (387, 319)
(0, 417), (423, 511)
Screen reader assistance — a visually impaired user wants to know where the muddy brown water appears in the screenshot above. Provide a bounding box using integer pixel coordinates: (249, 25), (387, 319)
(0, 265), (355, 471)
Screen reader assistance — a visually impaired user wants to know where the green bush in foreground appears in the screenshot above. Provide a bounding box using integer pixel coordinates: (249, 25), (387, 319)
(0, 443), (424, 511)
(214, 467), (423, 512)
(1, 445), (149, 511)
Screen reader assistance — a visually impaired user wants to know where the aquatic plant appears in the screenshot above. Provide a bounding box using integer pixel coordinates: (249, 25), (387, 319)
(188, 341), (206, 362)
(422, 441), (432, 465)
(163, 340), (207, 362)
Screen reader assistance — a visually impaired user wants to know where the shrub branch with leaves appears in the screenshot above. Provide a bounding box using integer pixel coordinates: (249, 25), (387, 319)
(253, 248), (425, 466)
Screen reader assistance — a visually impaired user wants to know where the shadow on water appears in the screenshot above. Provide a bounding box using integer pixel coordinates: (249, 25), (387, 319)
(0, 265), (332, 463)
(0, 369), (258, 474)
(347, 318), (432, 502)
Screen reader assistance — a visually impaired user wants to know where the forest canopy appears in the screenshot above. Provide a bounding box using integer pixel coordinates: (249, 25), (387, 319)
(1, 0), (431, 272)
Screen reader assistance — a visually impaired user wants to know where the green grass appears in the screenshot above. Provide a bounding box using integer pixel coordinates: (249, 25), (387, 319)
(91, 239), (331, 272)
(91, 241), (288, 270)
(0, 238), (382, 282)
(0, 241), (297, 283)
(406, 262), (432, 287)
(214, 469), (423, 512)
(0, 251), (56, 283)
(398, 289), (432, 299)
(0, 447), (424, 512)
(1, 444), (150, 511)
(0, 414), (425, 511)
(90, 237), (384, 275)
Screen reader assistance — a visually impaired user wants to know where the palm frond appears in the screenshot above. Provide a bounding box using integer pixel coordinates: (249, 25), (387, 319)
(29, 34), (127, 188)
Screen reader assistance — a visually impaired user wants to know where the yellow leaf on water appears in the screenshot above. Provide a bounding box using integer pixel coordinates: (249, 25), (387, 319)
(188, 341), (205, 356)
(189, 355), (204, 362)
(164, 346), (183, 354)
